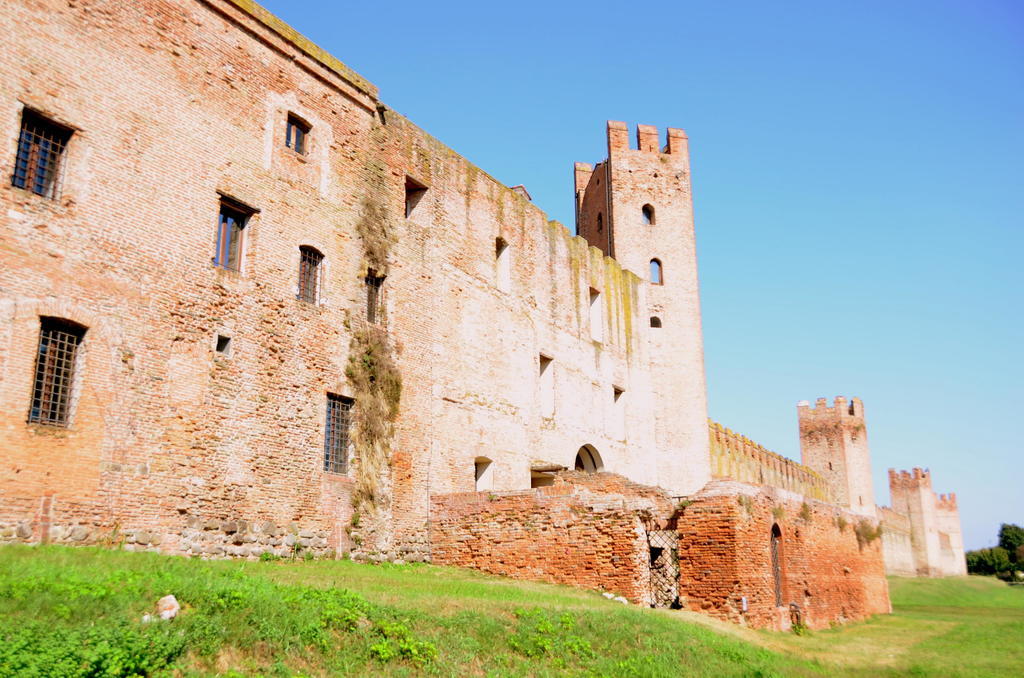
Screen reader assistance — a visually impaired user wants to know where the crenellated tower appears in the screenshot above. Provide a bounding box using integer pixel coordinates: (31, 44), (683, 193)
(889, 468), (966, 576)
(575, 121), (709, 495)
(797, 397), (876, 517)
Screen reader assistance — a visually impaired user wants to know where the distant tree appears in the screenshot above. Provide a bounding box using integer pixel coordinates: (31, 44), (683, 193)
(997, 524), (1024, 561)
(966, 547), (1012, 576)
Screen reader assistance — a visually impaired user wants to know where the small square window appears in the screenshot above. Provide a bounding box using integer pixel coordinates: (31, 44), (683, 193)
(215, 334), (232, 356)
(11, 109), (73, 200)
(285, 114), (310, 155)
(214, 198), (254, 272)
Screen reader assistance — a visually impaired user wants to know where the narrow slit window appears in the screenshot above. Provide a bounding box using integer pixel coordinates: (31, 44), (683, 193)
(215, 334), (232, 356)
(28, 317), (86, 427)
(539, 354), (554, 417)
(324, 394), (353, 474)
(214, 199), (253, 272)
(495, 237), (511, 292)
(365, 269), (385, 323)
(589, 288), (603, 343)
(650, 259), (663, 285)
(285, 114), (310, 155)
(405, 176), (427, 217)
(11, 109), (72, 200)
(298, 246), (324, 303)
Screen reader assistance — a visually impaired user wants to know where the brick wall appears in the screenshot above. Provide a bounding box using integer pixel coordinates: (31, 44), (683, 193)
(677, 480), (890, 630)
(430, 472), (675, 605)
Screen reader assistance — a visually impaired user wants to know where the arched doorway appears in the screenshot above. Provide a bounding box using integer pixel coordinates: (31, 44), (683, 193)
(575, 445), (603, 473)
(771, 524), (783, 607)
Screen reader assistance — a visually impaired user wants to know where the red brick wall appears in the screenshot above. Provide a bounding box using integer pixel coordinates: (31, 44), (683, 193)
(677, 480), (890, 630)
(430, 473), (673, 604)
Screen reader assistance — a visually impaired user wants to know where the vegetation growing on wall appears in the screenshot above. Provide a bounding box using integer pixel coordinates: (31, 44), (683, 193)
(355, 195), (392, 274)
(346, 326), (402, 514)
(854, 520), (882, 549)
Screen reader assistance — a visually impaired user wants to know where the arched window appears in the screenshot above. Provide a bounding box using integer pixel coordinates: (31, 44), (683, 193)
(642, 204), (655, 225)
(771, 524), (783, 606)
(649, 259), (663, 285)
(474, 457), (494, 491)
(574, 445), (604, 473)
(297, 246), (323, 303)
(650, 316), (662, 328)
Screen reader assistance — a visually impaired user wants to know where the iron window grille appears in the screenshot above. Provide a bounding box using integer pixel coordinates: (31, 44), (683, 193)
(285, 114), (310, 155)
(28, 317), (86, 427)
(11, 109), (72, 200)
(214, 200), (252, 272)
(324, 394), (353, 474)
(298, 246), (323, 303)
(365, 270), (385, 323)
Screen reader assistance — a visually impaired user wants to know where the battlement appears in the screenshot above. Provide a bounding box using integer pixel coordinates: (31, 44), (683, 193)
(708, 421), (832, 501)
(797, 396), (864, 420)
(935, 492), (958, 511)
(888, 467), (932, 490)
(606, 121), (687, 155)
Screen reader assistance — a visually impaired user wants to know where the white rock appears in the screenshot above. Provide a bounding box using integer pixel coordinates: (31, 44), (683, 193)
(157, 594), (180, 620)
(141, 613), (154, 623)
(601, 592), (615, 599)
(613, 596), (629, 605)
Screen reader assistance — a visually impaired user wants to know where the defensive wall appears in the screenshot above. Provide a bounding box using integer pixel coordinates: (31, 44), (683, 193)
(0, 0), (705, 561)
(882, 468), (965, 576)
(709, 421), (832, 501)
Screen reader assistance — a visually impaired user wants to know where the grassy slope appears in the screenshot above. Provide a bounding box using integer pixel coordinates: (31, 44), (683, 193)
(0, 546), (1021, 677)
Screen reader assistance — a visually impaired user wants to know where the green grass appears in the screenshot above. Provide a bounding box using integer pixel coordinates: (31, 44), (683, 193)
(0, 546), (1021, 677)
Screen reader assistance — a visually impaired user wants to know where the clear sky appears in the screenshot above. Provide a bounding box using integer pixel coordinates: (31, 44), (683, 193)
(260, 0), (1022, 550)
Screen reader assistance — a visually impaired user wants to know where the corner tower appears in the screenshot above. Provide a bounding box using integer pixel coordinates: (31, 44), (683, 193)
(575, 121), (710, 495)
(797, 397), (876, 517)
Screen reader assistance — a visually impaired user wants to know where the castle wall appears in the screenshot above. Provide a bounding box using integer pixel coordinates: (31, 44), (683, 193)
(677, 480), (891, 630)
(0, 0), (665, 559)
(709, 421), (832, 501)
(935, 494), (967, 576)
(878, 506), (915, 576)
(888, 468), (942, 576)
(430, 472), (674, 606)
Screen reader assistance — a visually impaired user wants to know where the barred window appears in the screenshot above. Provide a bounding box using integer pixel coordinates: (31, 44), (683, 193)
(214, 199), (252, 272)
(324, 394), (353, 474)
(297, 246), (323, 303)
(285, 114), (310, 155)
(11, 109), (72, 200)
(365, 270), (385, 323)
(28, 317), (86, 427)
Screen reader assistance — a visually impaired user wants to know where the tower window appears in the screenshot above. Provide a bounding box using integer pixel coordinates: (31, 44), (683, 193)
(297, 246), (324, 303)
(405, 176), (427, 217)
(575, 445), (603, 473)
(539, 354), (554, 417)
(215, 334), (232, 356)
(650, 259), (663, 285)
(596, 213), (603, 233)
(650, 316), (662, 328)
(474, 457), (494, 491)
(324, 393), (353, 474)
(285, 114), (310, 155)
(495, 237), (511, 292)
(589, 288), (603, 343)
(642, 204), (655, 225)
(11, 109), (72, 200)
(365, 269), (385, 323)
(28, 317), (86, 427)
(214, 199), (254, 272)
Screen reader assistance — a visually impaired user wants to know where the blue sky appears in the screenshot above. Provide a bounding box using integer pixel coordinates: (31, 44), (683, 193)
(260, 0), (1022, 550)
